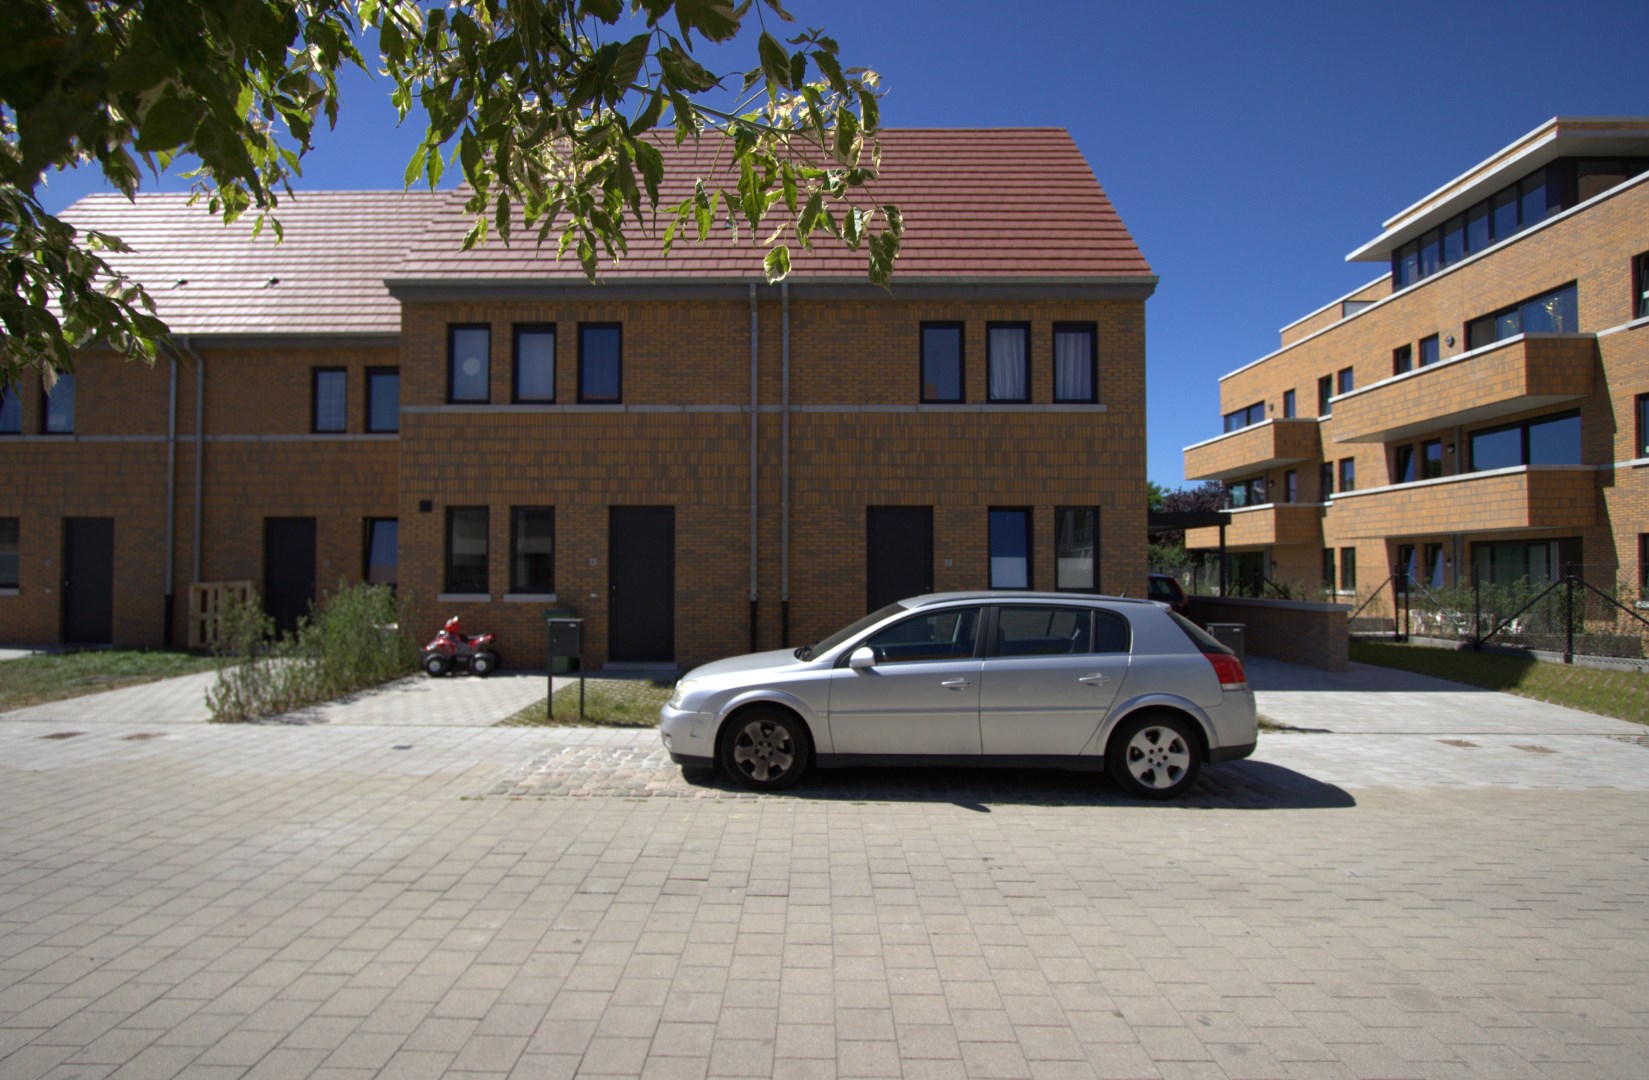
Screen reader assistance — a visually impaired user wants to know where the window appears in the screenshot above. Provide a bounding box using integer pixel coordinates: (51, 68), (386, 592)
(366, 368), (400, 433)
(43, 374), (74, 434)
(1223, 401), (1265, 434)
(512, 325), (556, 403)
(1393, 344), (1412, 375)
(1052, 323), (1096, 402)
(1317, 374), (1333, 416)
(0, 386), (19, 434)
(364, 519), (397, 588)
(1338, 458), (1355, 493)
(312, 368), (346, 433)
(864, 608), (980, 664)
(988, 508), (1031, 588)
(1424, 543), (1445, 589)
(1641, 534), (1649, 598)
(579, 323), (622, 403)
(445, 507), (489, 594)
(1340, 547), (1357, 593)
(986, 323), (1029, 403)
(0, 517), (16, 589)
(1468, 411), (1581, 472)
(1393, 444), (1415, 484)
(1054, 507), (1097, 591)
(1282, 389), (1296, 419)
(1225, 477), (1266, 508)
(920, 322), (964, 403)
(1638, 393), (1649, 458)
(510, 507), (554, 593)
(1321, 549), (1336, 591)
(1422, 439), (1444, 479)
(994, 606), (1117, 657)
(1397, 544), (1417, 592)
(1465, 282), (1578, 350)
(1319, 462), (1334, 499)
(1284, 470), (1297, 503)
(449, 324), (490, 402)
(1419, 334), (1440, 367)
(1472, 537), (1581, 586)
(1336, 367), (1354, 396)
(1635, 252), (1649, 320)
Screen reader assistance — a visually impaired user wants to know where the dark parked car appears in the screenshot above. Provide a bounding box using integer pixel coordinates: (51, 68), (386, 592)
(1148, 573), (1191, 614)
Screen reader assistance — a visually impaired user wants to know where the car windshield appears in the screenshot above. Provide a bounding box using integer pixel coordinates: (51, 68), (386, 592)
(795, 601), (910, 660)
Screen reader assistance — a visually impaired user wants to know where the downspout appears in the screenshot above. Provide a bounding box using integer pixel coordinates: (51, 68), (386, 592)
(748, 284), (759, 653)
(780, 282), (790, 646)
(183, 336), (205, 586)
(162, 351), (178, 646)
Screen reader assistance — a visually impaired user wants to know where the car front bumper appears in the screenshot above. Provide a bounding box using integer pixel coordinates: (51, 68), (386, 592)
(659, 702), (716, 768)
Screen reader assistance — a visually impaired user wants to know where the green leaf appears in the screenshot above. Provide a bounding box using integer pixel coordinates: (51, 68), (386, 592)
(796, 189), (823, 245)
(763, 244), (791, 283)
(811, 49), (847, 94)
(858, 88), (880, 133)
(404, 146), (428, 189)
(611, 33), (651, 94)
(675, 0), (743, 44)
(757, 31), (790, 90)
(634, 140), (665, 206)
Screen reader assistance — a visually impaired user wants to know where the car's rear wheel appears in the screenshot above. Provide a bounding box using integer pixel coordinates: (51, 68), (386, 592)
(720, 708), (810, 791)
(1107, 712), (1201, 799)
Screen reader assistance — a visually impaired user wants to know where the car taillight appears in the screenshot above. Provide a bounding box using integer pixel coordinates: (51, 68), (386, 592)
(1203, 651), (1247, 690)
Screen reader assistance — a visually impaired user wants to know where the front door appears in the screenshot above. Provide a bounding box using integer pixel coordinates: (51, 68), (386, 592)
(866, 506), (933, 613)
(609, 506), (674, 663)
(264, 517), (317, 635)
(62, 517), (114, 644)
(827, 605), (983, 755)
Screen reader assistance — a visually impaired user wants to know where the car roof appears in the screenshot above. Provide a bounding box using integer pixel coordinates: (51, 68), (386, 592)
(905, 591), (1164, 608)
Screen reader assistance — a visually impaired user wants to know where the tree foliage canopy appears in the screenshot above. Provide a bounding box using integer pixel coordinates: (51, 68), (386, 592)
(0, 0), (900, 384)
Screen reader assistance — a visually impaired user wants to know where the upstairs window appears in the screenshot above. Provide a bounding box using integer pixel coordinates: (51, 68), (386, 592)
(510, 507), (555, 593)
(1317, 374), (1333, 417)
(1393, 344), (1413, 375)
(1282, 389), (1296, 419)
(445, 507), (489, 594)
(0, 386), (19, 434)
(1390, 160), (1583, 288)
(1338, 458), (1355, 493)
(1393, 444), (1416, 484)
(1319, 461), (1334, 499)
(1419, 334), (1440, 367)
(1638, 393), (1649, 458)
(366, 367), (400, 433)
(364, 519), (397, 588)
(1225, 477), (1266, 509)
(449, 325), (490, 403)
(1469, 410), (1581, 471)
(312, 368), (346, 433)
(1284, 470), (1297, 503)
(1340, 547), (1357, 592)
(1423, 439), (1444, 479)
(1223, 401), (1264, 433)
(1466, 283), (1578, 350)
(986, 323), (1029, 403)
(1336, 367), (1354, 396)
(920, 322), (964, 403)
(988, 508), (1031, 588)
(43, 374), (74, 434)
(579, 323), (622, 403)
(1634, 251), (1649, 319)
(514, 324), (556, 403)
(1052, 323), (1096, 403)
(0, 517), (17, 589)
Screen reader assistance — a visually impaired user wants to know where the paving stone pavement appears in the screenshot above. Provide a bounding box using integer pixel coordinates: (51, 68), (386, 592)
(1, 663), (1647, 1079)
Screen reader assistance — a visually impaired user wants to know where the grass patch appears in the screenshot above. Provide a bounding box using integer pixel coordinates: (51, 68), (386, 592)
(0, 650), (219, 713)
(1350, 640), (1649, 725)
(497, 677), (672, 728)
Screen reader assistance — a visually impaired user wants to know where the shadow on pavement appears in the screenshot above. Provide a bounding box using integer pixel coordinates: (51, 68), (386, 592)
(683, 759), (1355, 811)
(1245, 656), (1498, 695)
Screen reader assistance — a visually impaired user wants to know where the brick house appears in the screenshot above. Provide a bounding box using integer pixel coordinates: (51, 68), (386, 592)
(1, 129), (1156, 669)
(1182, 117), (1649, 608)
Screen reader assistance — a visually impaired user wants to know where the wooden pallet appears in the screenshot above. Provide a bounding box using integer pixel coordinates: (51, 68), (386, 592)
(188, 580), (254, 650)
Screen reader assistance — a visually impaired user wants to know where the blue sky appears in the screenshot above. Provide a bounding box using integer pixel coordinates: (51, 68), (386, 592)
(38, 0), (1649, 490)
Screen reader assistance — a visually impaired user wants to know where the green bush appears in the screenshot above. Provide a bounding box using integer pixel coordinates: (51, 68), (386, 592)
(207, 582), (419, 722)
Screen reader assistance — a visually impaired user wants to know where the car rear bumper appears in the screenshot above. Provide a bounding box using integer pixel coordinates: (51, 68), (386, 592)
(1209, 740), (1256, 763)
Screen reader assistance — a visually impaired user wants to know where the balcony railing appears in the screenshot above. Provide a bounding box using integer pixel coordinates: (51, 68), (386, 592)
(1327, 465), (1597, 539)
(1185, 502), (1325, 550)
(1183, 418), (1321, 482)
(1330, 333), (1596, 444)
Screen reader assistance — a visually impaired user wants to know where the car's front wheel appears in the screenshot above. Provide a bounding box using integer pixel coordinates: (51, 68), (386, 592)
(1107, 712), (1201, 799)
(720, 708), (811, 791)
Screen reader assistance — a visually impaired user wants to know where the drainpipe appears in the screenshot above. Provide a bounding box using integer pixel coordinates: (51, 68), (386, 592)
(780, 282), (790, 646)
(748, 284), (759, 653)
(180, 336), (205, 585)
(163, 351), (178, 646)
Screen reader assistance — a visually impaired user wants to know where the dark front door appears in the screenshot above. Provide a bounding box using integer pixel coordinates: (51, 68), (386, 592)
(62, 517), (114, 644)
(866, 506), (933, 613)
(609, 507), (674, 662)
(265, 517), (317, 635)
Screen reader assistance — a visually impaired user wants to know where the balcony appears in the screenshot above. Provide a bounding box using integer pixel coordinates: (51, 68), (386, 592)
(1331, 333), (1596, 444)
(1185, 503), (1324, 551)
(1183, 419), (1321, 482)
(1328, 465), (1597, 539)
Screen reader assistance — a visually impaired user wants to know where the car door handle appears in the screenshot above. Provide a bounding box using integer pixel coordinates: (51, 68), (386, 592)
(1077, 674), (1112, 685)
(940, 678), (973, 690)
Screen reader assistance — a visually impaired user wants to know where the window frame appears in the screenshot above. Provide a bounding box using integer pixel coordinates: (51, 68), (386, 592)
(512, 323), (557, 404)
(988, 506), (1033, 590)
(1422, 438), (1444, 479)
(1282, 389), (1296, 419)
(1635, 251), (1649, 321)
(363, 517), (398, 588)
(1284, 470), (1297, 503)
(365, 366), (400, 434)
(985, 321), (1031, 404)
(1392, 344), (1413, 375)
(0, 516), (17, 589)
(1317, 374), (1333, 417)
(919, 321), (965, 404)
(1319, 461), (1334, 499)
(447, 323), (492, 404)
(444, 506), (489, 595)
(1418, 334), (1440, 367)
(578, 322), (623, 404)
(1051, 322), (1098, 404)
(1638, 393), (1649, 459)
(1339, 547), (1357, 593)
(1465, 281), (1579, 350)
(1052, 506), (1098, 593)
(0, 385), (20, 435)
(1336, 366), (1354, 396)
(41, 373), (74, 435)
(1223, 401), (1265, 434)
(509, 506), (555, 595)
(1393, 444), (1415, 484)
(311, 366), (348, 434)
(1467, 409), (1583, 472)
(1338, 457), (1355, 493)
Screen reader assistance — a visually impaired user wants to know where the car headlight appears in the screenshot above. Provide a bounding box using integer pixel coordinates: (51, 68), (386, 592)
(667, 679), (699, 710)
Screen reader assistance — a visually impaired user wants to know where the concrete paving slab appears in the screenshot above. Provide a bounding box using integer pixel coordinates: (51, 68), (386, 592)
(0, 670), (219, 725)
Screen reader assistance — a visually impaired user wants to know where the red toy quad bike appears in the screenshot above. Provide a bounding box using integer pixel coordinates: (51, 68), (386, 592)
(422, 616), (502, 678)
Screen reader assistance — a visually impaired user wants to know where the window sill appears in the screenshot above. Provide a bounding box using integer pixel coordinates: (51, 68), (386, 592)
(504, 593), (558, 603)
(0, 587), (18, 597)
(436, 593), (491, 603)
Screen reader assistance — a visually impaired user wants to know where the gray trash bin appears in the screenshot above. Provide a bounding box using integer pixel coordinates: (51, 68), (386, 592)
(1206, 622), (1245, 660)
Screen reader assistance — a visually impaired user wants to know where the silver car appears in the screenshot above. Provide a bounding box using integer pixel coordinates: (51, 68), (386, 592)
(659, 591), (1256, 798)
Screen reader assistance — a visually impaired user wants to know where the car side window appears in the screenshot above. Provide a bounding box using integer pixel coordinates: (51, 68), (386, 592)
(1092, 611), (1130, 654)
(994, 605), (1091, 657)
(863, 608), (980, 664)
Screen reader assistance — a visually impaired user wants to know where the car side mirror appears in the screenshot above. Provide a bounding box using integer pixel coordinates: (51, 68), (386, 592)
(848, 646), (877, 670)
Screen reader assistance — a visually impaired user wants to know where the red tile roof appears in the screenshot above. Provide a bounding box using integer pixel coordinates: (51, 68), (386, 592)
(61, 129), (1151, 335)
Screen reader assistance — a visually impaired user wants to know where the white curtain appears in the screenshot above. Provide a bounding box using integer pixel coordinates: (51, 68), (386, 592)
(1055, 330), (1092, 401)
(988, 327), (1026, 401)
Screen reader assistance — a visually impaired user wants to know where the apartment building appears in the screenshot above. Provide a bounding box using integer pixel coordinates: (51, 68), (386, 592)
(0, 129), (1156, 669)
(1182, 117), (1649, 608)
